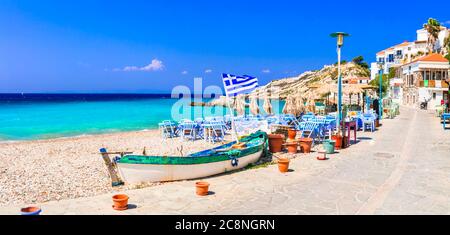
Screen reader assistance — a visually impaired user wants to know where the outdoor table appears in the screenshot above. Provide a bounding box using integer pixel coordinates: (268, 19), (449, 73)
(443, 113), (450, 130)
(200, 123), (213, 141)
(342, 120), (357, 146)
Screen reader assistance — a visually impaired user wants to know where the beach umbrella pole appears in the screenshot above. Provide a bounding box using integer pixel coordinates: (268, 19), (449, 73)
(226, 97), (240, 143)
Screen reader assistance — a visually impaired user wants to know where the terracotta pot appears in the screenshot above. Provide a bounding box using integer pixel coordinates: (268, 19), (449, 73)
(21, 207), (41, 215)
(112, 194), (129, 210)
(277, 158), (290, 173)
(268, 134), (284, 153)
(299, 138), (313, 153)
(195, 181), (210, 196)
(287, 129), (297, 141)
(331, 135), (343, 150)
(285, 142), (298, 154)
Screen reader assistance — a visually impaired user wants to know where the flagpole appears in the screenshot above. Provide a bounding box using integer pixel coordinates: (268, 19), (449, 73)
(222, 78), (240, 143)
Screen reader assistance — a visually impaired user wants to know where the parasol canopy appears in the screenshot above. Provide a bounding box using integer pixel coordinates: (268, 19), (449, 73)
(234, 95), (246, 116)
(283, 94), (297, 115)
(316, 82), (337, 95)
(294, 93), (305, 114)
(249, 96), (260, 115)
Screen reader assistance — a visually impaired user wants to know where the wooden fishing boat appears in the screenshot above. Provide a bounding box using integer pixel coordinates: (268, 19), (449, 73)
(114, 131), (268, 184)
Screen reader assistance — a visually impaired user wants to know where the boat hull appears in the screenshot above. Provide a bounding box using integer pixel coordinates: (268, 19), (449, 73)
(117, 149), (263, 184)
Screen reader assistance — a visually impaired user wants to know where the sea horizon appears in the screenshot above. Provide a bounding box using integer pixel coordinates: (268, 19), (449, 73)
(0, 93), (282, 141)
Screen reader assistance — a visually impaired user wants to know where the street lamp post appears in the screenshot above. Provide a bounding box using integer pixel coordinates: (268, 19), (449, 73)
(331, 32), (350, 134)
(378, 62), (384, 121)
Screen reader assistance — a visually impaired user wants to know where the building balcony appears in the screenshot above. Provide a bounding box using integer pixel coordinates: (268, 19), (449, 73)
(418, 80), (449, 88)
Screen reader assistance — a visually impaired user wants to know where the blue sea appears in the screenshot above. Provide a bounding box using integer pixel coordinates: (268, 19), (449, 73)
(0, 94), (282, 141)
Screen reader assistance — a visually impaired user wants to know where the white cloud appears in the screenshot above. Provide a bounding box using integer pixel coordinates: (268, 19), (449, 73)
(262, 69), (271, 73)
(444, 20), (450, 25)
(114, 59), (164, 72)
(205, 69), (213, 73)
(141, 59), (164, 71)
(181, 70), (189, 75)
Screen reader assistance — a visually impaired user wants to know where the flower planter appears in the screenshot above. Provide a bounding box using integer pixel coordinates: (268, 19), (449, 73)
(195, 181), (210, 196)
(322, 140), (336, 154)
(21, 207), (41, 215)
(284, 142), (298, 154)
(277, 158), (290, 173)
(331, 135), (343, 150)
(112, 194), (129, 211)
(299, 138), (313, 153)
(268, 134), (284, 153)
(287, 129), (297, 141)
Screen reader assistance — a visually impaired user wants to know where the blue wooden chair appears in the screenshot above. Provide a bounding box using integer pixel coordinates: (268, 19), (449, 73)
(207, 121), (225, 143)
(159, 120), (178, 139)
(180, 121), (198, 141)
(362, 114), (375, 132)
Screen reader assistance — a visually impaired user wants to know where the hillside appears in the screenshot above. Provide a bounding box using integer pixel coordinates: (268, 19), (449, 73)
(205, 62), (371, 107)
(249, 62), (371, 100)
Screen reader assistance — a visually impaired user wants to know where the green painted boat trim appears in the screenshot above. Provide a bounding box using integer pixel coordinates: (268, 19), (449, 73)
(118, 131), (268, 165)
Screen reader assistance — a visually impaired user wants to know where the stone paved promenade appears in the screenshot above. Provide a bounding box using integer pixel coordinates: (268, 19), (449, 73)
(1, 106), (449, 215)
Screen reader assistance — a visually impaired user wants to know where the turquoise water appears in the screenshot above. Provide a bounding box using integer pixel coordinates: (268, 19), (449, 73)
(0, 96), (283, 141)
(0, 98), (222, 140)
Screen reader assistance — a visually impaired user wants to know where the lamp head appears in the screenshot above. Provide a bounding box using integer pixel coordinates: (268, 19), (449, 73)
(330, 32), (350, 47)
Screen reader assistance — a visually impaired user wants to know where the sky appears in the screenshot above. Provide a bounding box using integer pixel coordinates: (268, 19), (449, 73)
(0, 0), (449, 93)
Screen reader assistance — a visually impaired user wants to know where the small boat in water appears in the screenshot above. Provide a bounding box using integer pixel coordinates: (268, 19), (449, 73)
(112, 131), (268, 184)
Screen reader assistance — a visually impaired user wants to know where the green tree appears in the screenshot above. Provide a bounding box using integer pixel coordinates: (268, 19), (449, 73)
(388, 67), (396, 79)
(444, 35), (450, 59)
(369, 74), (390, 95)
(423, 18), (441, 53)
(352, 56), (364, 64)
(352, 55), (369, 69)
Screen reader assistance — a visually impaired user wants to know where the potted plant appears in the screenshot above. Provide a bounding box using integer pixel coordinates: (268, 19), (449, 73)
(268, 134), (284, 153)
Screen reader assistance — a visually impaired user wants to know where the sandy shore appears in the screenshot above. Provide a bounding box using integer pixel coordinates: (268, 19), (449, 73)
(0, 130), (227, 206)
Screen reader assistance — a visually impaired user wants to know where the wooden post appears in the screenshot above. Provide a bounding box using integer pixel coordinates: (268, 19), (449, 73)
(99, 148), (124, 187)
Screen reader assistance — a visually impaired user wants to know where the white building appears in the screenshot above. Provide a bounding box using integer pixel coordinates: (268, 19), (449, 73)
(343, 77), (370, 84)
(370, 26), (449, 80)
(401, 53), (449, 110)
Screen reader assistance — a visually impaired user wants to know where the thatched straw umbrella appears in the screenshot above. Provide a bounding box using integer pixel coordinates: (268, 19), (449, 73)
(263, 96), (273, 115)
(343, 84), (365, 106)
(249, 96), (260, 115)
(234, 95), (246, 116)
(282, 94), (297, 115)
(294, 93), (305, 115)
(316, 83), (337, 106)
(304, 91), (321, 113)
(316, 83), (336, 95)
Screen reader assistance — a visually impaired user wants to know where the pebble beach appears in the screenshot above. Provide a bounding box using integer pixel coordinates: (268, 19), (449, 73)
(0, 130), (225, 206)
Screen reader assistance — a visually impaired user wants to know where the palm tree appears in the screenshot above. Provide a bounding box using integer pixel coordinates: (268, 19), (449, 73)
(444, 35), (450, 57)
(423, 18), (441, 54)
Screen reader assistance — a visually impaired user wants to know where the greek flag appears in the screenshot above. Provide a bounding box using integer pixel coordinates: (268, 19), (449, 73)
(222, 73), (258, 97)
